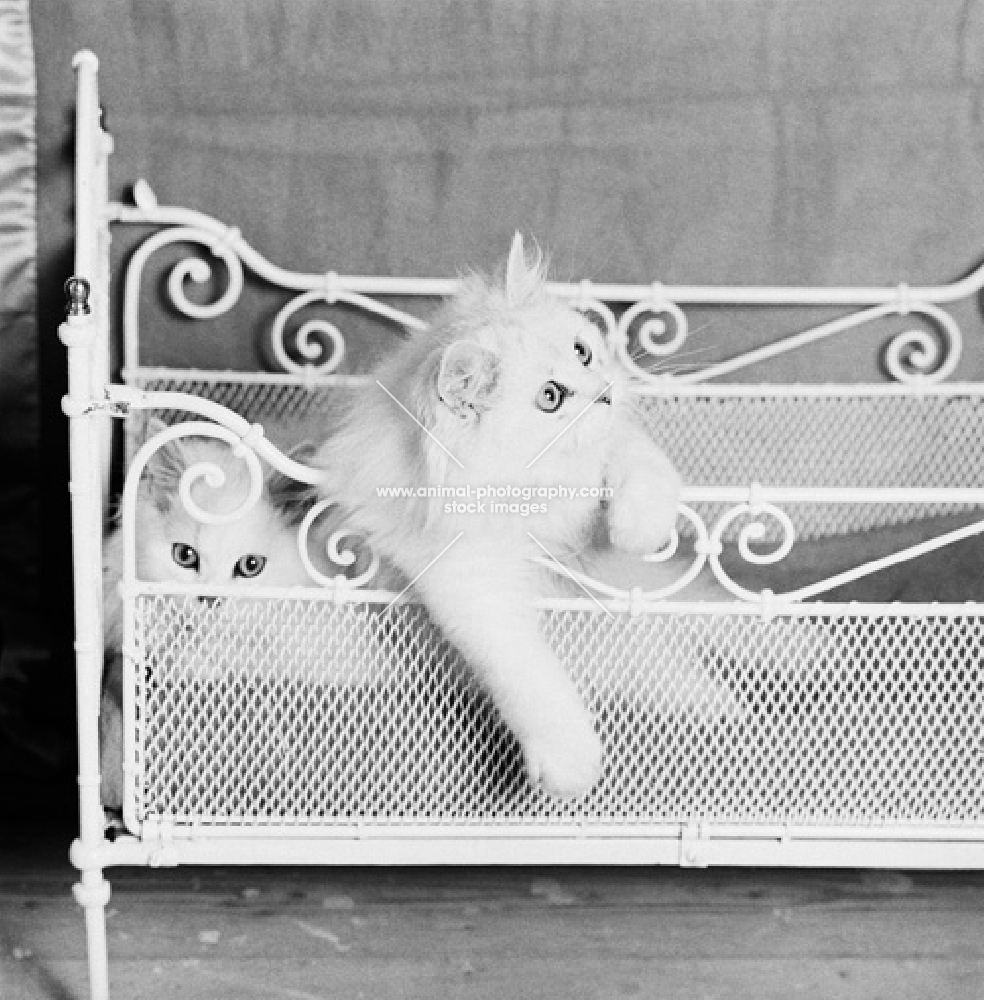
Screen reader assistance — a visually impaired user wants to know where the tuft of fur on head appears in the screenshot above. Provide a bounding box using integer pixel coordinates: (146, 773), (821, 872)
(439, 233), (550, 341)
(503, 231), (548, 307)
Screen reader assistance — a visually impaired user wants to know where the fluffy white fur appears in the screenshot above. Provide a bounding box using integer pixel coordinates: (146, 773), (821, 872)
(313, 235), (682, 797)
(100, 430), (315, 810)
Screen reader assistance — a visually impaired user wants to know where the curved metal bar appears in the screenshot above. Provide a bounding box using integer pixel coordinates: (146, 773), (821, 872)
(268, 287), (428, 376)
(296, 498), (382, 589)
(611, 294), (690, 377)
(122, 224), (245, 374)
(882, 300), (962, 384)
(626, 299), (962, 387)
(120, 421), (266, 584)
(104, 384), (327, 486)
(704, 502), (799, 603)
(117, 183), (428, 373)
(569, 284), (618, 339)
(112, 189), (984, 308)
(535, 504), (712, 601)
(113, 185), (981, 386)
(704, 501), (984, 606)
(269, 290), (347, 375)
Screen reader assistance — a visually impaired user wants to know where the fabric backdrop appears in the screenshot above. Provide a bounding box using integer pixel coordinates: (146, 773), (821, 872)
(16, 0), (984, 802)
(0, 1), (46, 799)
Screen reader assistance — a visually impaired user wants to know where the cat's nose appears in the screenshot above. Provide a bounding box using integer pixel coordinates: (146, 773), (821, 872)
(596, 389), (613, 406)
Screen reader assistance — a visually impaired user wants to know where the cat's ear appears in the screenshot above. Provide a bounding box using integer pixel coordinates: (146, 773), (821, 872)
(144, 415), (169, 439)
(437, 341), (501, 419)
(266, 442), (319, 526)
(141, 419), (188, 510)
(504, 232), (545, 307)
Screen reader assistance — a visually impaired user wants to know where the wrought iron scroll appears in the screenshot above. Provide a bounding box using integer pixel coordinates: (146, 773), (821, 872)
(111, 394), (383, 590)
(608, 286), (967, 388)
(114, 182), (984, 386)
(536, 488), (984, 611)
(117, 181), (429, 379)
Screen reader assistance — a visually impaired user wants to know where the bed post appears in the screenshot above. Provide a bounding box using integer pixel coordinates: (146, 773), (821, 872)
(66, 49), (113, 1000)
(73, 48), (114, 503)
(62, 274), (112, 1000)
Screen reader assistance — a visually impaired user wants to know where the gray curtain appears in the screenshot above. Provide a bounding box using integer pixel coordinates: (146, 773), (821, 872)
(0, 2), (45, 784)
(0, 1), (35, 447)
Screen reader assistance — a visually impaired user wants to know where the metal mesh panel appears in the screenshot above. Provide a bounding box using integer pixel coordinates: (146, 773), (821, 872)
(126, 376), (349, 426)
(639, 393), (984, 538)
(122, 375), (354, 464)
(129, 595), (984, 830)
(126, 376), (984, 539)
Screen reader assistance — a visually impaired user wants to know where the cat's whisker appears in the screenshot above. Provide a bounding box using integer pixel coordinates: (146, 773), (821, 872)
(640, 369), (708, 381)
(628, 342), (719, 365)
(626, 358), (715, 376)
(624, 361), (714, 382)
(683, 320), (717, 339)
(636, 357), (713, 371)
(623, 319), (717, 357)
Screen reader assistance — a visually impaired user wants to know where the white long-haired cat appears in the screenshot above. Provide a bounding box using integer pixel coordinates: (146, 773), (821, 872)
(100, 426), (316, 810)
(313, 235), (682, 798)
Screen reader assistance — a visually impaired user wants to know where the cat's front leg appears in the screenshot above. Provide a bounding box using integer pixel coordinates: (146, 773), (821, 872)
(605, 420), (682, 555)
(413, 541), (603, 798)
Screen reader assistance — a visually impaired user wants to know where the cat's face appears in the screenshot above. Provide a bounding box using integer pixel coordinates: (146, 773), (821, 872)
(134, 433), (312, 589)
(136, 501), (310, 590)
(476, 306), (619, 460)
(431, 241), (626, 471)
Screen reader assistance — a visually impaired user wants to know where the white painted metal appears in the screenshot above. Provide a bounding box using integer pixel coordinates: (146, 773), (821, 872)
(69, 830), (984, 872)
(67, 51), (113, 1000)
(113, 183), (976, 388)
(67, 47), (984, 1000)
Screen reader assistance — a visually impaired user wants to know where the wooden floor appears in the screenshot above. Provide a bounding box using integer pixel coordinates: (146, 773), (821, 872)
(4, 819), (984, 1000)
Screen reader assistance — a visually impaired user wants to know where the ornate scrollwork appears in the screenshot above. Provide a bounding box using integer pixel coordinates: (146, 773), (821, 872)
(123, 225), (245, 368)
(568, 283), (617, 339)
(296, 498), (381, 589)
(124, 421), (265, 536)
(120, 185), (427, 375)
(703, 500), (798, 602)
(882, 299), (962, 385)
(537, 504), (713, 601)
(611, 293), (689, 383)
(606, 288), (964, 387)
(165, 235), (244, 322)
(269, 291), (347, 375)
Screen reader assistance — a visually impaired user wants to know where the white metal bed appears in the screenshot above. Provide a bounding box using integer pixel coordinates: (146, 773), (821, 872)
(66, 51), (984, 1000)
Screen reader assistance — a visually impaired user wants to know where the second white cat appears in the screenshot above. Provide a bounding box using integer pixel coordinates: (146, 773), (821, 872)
(100, 426), (317, 811)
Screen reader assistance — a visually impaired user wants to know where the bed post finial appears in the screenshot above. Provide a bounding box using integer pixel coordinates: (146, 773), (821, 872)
(65, 276), (92, 318)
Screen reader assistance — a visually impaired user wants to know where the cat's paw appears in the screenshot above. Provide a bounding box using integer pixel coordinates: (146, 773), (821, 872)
(607, 489), (679, 555)
(606, 446), (682, 554)
(522, 717), (604, 799)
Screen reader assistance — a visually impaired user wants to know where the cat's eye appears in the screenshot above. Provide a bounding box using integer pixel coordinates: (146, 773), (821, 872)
(535, 380), (568, 413)
(574, 337), (592, 366)
(235, 554), (267, 579)
(172, 542), (199, 571)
